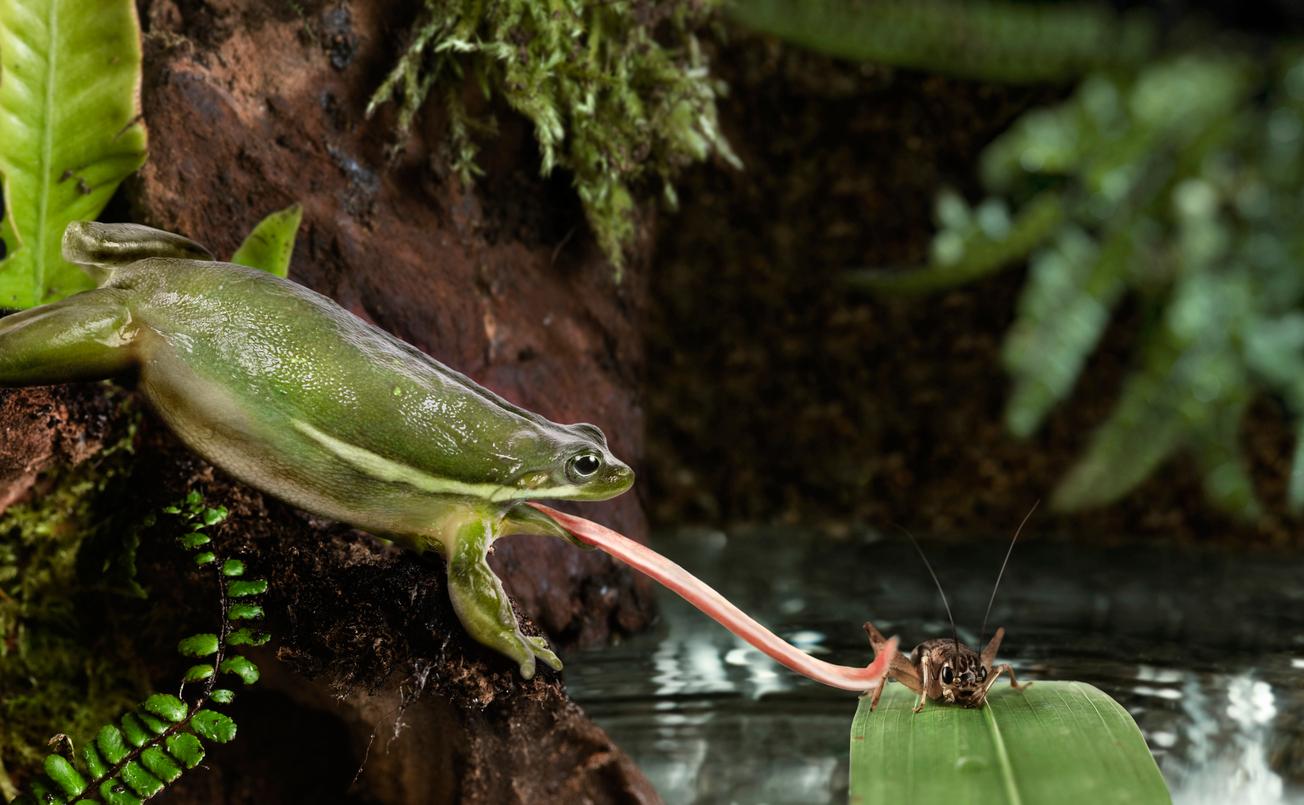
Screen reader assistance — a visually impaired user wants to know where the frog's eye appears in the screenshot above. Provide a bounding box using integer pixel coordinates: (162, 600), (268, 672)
(941, 666), (954, 685)
(568, 453), (602, 481)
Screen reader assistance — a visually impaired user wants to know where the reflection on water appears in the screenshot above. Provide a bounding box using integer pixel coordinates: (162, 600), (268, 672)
(564, 527), (1304, 804)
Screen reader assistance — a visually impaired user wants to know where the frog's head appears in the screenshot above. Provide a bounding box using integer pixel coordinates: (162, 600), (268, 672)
(506, 421), (633, 502)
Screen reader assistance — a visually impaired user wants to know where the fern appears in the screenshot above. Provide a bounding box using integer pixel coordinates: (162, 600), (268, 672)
(854, 51), (1304, 518)
(367, 0), (739, 275)
(9, 492), (269, 804)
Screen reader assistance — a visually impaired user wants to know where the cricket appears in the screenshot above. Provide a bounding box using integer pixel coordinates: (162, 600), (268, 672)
(864, 503), (1039, 713)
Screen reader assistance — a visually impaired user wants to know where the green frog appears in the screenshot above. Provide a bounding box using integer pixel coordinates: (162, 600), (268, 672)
(0, 221), (634, 679)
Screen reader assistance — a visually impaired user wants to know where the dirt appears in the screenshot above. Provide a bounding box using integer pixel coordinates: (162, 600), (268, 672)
(643, 33), (1301, 548)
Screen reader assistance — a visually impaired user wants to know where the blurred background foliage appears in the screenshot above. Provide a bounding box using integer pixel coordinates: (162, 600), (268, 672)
(734, 0), (1304, 521)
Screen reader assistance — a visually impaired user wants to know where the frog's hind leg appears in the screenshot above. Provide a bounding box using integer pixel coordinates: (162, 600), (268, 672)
(445, 516), (562, 679)
(0, 290), (138, 386)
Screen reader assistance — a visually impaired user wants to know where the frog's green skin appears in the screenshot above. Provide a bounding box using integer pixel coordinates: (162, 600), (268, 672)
(0, 222), (634, 678)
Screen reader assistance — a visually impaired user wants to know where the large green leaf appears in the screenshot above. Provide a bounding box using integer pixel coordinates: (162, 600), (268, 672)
(850, 682), (1169, 804)
(0, 0), (147, 307)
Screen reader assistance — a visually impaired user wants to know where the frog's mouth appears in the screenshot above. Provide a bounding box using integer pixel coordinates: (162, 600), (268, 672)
(501, 501), (590, 548)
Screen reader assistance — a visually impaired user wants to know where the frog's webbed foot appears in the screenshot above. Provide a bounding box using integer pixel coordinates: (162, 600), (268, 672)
(445, 517), (562, 679)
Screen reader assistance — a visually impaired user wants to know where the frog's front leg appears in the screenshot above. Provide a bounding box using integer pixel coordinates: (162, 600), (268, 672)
(0, 290), (138, 385)
(446, 516), (562, 679)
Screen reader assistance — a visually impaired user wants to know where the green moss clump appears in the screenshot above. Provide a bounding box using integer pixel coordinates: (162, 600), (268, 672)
(0, 401), (149, 796)
(368, 0), (739, 275)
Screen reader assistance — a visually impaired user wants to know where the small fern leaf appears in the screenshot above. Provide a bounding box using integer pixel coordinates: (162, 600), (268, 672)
(141, 694), (188, 724)
(138, 747), (182, 785)
(179, 531), (211, 550)
(221, 559), (246, 577)
(193, 551), (216, 566)
(228, 628), (270, 647)
(183, 663), (215, 683)
(228, 603), (264, 621)
(119, 761), (164, 799)
(44, 754), (87, 799)
(163, 733), (205, 769)
(226, 579), (268, 597)
(177, 633), (219, 657)
(201, 507), (228, 526)
(96, 725), (129, 765)
(119, 713), (150, 748)
(190, 710), (237, 744)
(210, 689), (236, 705)
(135, 713), (169, 736)
(82, 743), (108, 778)
(220, 656), (261, 685)
(99, 777), (142, 805)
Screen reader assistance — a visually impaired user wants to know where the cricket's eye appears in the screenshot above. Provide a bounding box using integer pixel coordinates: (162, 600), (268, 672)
(941, 666), (954, 685)
(979, 667), (988, 681)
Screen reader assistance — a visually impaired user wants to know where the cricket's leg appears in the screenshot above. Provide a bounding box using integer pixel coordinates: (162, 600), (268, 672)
(0, 290), (137, 385)
(913, 654), (935, 713)
(863, 622), (922, 710)
(445, 516), (562, 679)
(982, 663), (1030, 697)
(980, 626), (1005, 667)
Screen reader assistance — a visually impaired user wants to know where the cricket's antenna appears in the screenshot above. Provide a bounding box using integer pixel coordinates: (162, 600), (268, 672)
(894, 524), (959, 654)
(979, 500), (1040, 648)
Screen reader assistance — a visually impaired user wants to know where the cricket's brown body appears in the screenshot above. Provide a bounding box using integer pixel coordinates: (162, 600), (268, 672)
(864, 622), (1027, 712)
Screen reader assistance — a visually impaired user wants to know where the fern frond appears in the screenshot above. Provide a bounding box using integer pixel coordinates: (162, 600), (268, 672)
(11, 492), (269, 803)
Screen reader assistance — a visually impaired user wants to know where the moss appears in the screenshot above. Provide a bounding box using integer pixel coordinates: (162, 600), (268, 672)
(0, 397), (152, 792)
(368, 0), (739, 275)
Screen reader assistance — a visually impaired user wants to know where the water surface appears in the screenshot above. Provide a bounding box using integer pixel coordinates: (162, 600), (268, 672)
(565, 526), (1304, 804)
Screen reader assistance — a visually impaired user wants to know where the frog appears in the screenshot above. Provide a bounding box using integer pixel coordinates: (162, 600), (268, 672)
(0, 221), (634, 679)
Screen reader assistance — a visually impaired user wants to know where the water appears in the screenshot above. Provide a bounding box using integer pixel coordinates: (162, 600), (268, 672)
(564, 526), (1304, 804)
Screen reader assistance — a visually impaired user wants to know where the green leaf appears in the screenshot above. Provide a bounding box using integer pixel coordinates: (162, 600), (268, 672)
(98, 778), (142, 805)
(118, 761), (163, 799)
(228, 627), (270, 647)
(139, 747), (182, 784)
(193, 551), (216, 566)
(81, 743), (107, 778)
(179, 531), (211, 550)
(96, 724), (128, 764)
(119, 713), (149, 747)
(177, 633), (220, 657)
(201, 506), (228, 526)
(190, 709), (237, 744)
(228, 603), (264, 621)
(183, 663), (215, 683)
(226, 579), (268, 598)
(220, 655), (260, 685)
(142, 693), (188, 723)
(210, 689), (236, 705)
(222, 559), (246, 577)
(44, 754), (86, 798)
(230, 203), (303, 278)
(0, 0), (148, 307)
(850, 682), (1168, 804)
(163, 732), (204, 769)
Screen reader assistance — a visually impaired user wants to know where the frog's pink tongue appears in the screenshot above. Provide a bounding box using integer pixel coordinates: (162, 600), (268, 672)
(528, 503), (896, 693)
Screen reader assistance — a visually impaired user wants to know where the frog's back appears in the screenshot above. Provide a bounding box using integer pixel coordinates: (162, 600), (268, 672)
(112, 258), (570, 509)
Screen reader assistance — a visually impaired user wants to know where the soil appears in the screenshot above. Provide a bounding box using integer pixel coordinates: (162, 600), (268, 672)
(643, 34), (1301, 548)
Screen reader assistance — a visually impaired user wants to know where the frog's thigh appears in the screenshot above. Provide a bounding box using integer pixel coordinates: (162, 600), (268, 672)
(0, 290), (137, 385)
(445, 517), (563, 679)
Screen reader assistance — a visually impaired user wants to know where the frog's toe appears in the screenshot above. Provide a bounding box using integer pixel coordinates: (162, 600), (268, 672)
(526, 635), (563, 672)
